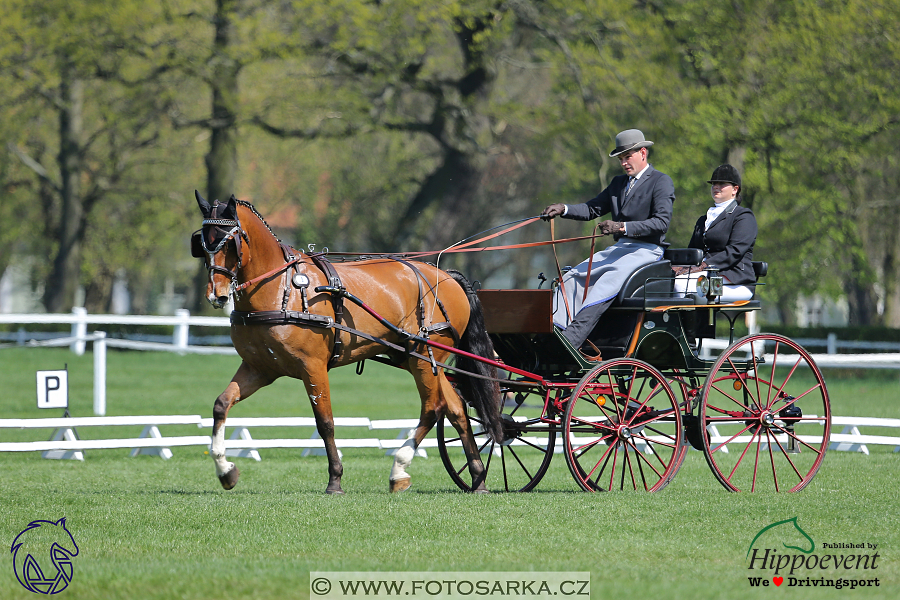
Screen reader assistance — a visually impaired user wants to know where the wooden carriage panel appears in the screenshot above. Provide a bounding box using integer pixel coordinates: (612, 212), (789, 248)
(477, 289), (553, 333)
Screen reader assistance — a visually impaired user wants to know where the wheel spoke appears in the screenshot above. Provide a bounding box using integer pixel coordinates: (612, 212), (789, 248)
(711, 421), (757, 454)
(583, 439), (617, 486)
(765, 341), (780, 409)
(633, 431), (678, 450)
(516, 434), (553, 452)
(727, 426), (761, 482)
(710, 380), (757, 413)
(766, 429), (779, 492)
(768, 426), (806, 481)
(626, 439), (666, 480)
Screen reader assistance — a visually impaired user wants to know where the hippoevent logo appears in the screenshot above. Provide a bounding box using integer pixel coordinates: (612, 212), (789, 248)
(10, 518), (79, 594)
(746, 517), (880, 590)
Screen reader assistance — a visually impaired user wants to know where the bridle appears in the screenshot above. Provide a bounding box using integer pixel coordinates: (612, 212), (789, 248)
(193, 203), (248, 288)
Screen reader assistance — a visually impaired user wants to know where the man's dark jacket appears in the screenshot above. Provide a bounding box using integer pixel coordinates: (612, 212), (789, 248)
(564, 165), (675, 247)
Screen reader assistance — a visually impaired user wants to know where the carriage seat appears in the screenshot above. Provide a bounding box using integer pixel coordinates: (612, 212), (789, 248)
(612, 260), (693, 309)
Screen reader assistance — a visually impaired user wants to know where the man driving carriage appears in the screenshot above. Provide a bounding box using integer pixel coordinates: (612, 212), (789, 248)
(540, 129), (675, 360)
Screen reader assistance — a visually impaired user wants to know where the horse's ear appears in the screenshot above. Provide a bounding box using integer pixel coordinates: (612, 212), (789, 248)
(195, 190), (211, 216)
(222, 194), (238, 220)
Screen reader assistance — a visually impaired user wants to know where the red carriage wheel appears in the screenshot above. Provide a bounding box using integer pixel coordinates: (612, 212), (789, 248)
(699, 334), (831, 492)
(437, 389), (556, 492)
(563, 359), (683, 492)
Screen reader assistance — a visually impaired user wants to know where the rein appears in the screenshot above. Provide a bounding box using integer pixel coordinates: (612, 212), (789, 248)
(317, 217), (609, 260)
(233, 256), (303, 292)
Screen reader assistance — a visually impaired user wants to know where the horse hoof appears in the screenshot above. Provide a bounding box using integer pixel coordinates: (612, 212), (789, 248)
(472, 488), (491, 494)
(389, 477), (411, 493)
(325, 487), (345, 495)
(218, 465), (240, 490)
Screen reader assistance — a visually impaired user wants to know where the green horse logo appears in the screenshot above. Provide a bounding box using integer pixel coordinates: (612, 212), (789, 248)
(747, 516), (815, 557)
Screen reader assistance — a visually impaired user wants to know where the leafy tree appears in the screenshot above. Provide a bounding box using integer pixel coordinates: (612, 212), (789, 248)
(0, 0), (186, 312)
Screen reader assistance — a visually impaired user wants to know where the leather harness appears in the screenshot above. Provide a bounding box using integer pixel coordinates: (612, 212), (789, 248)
(230, 250), (459, 371)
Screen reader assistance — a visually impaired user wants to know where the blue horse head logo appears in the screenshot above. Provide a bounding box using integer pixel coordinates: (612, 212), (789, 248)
(11, 518), (79, 594)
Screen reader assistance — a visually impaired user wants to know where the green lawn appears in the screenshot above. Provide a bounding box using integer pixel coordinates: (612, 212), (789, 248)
(0, 347), (898, 599)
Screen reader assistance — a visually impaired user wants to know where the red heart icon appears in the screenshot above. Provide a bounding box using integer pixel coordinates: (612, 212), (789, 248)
(773, 577), (783, 586)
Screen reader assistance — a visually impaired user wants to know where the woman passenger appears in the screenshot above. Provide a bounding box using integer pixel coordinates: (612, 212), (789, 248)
(674, 164), (758, 302)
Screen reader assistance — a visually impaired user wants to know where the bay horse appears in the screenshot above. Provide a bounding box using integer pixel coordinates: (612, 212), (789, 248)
(192, 191), (502, 493)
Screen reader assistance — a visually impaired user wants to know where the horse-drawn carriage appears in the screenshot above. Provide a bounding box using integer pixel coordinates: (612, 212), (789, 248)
(438, 252), (831, 493)
(193, 193), (831, 494)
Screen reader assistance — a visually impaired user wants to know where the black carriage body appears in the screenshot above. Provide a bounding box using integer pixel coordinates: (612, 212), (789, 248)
(478, 258), (762, 379)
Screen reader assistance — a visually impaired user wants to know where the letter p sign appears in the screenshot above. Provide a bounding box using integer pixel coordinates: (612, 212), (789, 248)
(37, 370), (68, 409)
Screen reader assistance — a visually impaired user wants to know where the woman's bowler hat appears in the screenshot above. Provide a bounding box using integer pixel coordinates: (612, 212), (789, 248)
(707, 164), (742, 188)
(609, 129), (654, 157)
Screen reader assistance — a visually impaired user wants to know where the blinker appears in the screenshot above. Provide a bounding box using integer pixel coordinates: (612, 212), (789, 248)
(191, 231), (204, 258)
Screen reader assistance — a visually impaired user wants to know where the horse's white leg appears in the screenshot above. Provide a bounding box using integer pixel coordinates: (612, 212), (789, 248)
(211, 363), (272, 490)
(389, 363), (445, 493)
(389, 438), (417, 492)
(210, 419), (236, 482)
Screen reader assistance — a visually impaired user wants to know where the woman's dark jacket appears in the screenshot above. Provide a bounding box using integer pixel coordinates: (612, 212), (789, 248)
(688, 201), (758, 286)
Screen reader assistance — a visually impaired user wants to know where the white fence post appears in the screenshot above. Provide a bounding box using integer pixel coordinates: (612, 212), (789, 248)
(827, 332), (837, 354)
(174, 309), (190, 349)
(71, 307), (87, 355)
(93, 331), (107, 416)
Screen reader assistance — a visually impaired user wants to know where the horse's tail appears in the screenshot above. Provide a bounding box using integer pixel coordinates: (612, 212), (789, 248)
(446, 270), (503, 442)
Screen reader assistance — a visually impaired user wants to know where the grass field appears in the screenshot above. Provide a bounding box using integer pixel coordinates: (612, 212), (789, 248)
(1, 347), (898, 599)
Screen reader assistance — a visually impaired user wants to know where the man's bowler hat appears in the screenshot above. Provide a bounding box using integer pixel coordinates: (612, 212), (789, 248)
(609, 129), (654, 157)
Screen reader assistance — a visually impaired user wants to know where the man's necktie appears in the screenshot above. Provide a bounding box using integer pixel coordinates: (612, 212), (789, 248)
(625, 176), (636, 197)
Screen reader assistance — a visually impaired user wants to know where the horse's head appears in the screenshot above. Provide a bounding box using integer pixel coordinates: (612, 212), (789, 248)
(193, 190), (250, 308)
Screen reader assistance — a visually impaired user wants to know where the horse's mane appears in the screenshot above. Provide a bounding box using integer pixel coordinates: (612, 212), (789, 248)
(235, 198), (283, 246)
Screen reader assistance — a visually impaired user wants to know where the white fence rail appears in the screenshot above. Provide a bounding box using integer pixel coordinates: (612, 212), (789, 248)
(1, 414), (898, 461)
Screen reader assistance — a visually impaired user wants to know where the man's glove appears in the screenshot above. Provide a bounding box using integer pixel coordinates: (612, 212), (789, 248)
(540, 204), (566, 220)
(599, 220), (624, 235)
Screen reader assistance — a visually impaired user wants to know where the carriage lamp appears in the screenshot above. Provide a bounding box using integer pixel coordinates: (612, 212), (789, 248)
(696, 274), (710, 297)
(709, 274), (724, 300)
(695, 271), (724, 302)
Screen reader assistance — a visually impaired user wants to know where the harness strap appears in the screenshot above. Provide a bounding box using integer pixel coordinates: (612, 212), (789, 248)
(228, 309), (528, 387)
(231, 310), (333, 327)
(309, 253), (344, 369)
(389, 258), (461, 344)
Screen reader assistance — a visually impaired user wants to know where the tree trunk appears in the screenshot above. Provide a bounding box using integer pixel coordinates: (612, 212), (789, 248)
(844, 278), (878, 326)
(188, 0), (241, 313)
(44, 67), (84, 313)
